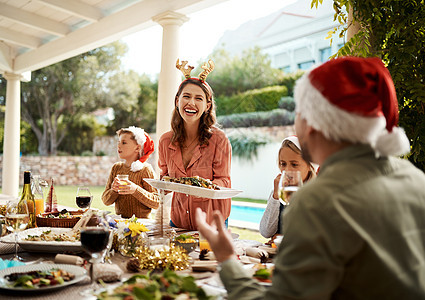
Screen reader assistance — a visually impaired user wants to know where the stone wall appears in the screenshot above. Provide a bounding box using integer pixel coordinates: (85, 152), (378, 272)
(0, 156), (119, 186)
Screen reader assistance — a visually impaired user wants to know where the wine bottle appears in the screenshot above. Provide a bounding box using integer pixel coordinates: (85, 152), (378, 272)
(19, 171), (36, 228)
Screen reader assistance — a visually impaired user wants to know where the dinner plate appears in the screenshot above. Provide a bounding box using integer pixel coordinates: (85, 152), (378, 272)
(0, 263), (87, 292)
(243, 263), (274, 286)
(144, 179), (242, 199)
(0, 227), (82, 253)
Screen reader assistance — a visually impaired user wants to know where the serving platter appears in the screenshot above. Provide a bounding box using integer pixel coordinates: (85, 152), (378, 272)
(144, 179), (242, 199)
(0, 227), (82, 253)
(0, 263), (87, 292)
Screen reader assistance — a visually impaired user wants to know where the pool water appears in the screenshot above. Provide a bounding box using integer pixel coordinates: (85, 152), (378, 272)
(229, 205), (265, 224)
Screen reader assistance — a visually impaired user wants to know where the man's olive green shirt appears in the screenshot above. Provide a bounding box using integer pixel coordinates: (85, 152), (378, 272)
(220, 145), (425, 299)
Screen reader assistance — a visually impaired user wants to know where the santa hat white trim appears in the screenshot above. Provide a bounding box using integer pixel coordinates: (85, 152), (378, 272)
(295, 69), (410, 157)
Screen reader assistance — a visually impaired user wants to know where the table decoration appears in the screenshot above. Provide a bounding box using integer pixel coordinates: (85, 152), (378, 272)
(127, 244), (190, 271)
(116, 216), (149, 257)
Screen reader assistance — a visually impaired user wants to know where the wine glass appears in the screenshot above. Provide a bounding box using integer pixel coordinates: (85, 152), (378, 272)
(278, 170), (303, 205)
(80, 211), (110, 284)
(76, 186), (93, 210)
(5, 199), (29, 261)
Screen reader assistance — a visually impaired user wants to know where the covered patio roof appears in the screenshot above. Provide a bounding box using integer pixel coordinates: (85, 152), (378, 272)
(0, 0), (226, 196)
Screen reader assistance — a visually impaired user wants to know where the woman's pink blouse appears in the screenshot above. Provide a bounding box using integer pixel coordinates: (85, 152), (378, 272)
(158, 127), (232, 230)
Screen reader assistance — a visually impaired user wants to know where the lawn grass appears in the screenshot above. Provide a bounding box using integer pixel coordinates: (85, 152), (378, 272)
(232, 197), (267, 204)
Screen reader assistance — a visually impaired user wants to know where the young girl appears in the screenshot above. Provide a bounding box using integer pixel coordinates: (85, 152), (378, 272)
(158, 59), (232, 230)
(259, 136), (317, 238)
(102, 126), (160, 218)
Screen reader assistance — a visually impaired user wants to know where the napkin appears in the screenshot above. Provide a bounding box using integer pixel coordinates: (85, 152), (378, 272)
(245, 247), (269, 259)
(0, 258), (25, 270)
(239, 255), (260, 264)
(55, 254), (84, 266)
(93, 263), (123, 282)
(191, 260), (217, 272)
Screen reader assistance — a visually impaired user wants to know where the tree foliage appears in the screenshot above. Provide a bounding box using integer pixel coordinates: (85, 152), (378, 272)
(17, 41), (139, 155)
(313, 0), (425, 170)
(204, 47), (283, 97)
(107, 73), (157, 134)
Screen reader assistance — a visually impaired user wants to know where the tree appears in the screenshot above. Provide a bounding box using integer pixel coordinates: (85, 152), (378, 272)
(204, 47), (283, 97)
(18, 41), (139, 155)
(314, 0), (425, 170)
(107, 73), (157, 134)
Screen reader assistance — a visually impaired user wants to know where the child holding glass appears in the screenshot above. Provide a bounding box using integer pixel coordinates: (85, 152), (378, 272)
(102, 126), (159, 218)
(259, 136), (318, 239)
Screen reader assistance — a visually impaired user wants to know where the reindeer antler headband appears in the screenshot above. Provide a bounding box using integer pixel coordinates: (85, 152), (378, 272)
(176, 59), (215, 82)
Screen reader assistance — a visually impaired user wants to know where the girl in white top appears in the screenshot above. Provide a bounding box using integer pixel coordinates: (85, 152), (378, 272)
(259, 136), (318, 238)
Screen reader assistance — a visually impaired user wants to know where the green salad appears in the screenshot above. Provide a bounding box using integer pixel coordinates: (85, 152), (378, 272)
(96, 269), (213, 300)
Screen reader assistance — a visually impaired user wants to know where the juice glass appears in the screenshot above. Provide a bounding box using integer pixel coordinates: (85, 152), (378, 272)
(199, 232), (211, 251)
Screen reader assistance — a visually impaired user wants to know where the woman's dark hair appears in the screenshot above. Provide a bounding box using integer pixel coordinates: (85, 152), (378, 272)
(171, 78), (217, 147)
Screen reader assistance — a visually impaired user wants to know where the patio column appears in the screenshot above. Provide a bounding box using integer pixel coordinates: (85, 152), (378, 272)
(2, 72), (22, 197)
(153, 11), (189, 158)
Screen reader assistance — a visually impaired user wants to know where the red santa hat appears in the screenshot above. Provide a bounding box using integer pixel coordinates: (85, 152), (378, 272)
(294, 56), (410, 157)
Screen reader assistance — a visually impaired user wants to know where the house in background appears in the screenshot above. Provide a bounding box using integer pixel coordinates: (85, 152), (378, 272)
(215, 0), (344, 72)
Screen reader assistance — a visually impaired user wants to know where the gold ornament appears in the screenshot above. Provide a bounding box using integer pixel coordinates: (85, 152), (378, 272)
(176, 59), (194, 79)
(199, 59), (215, 81)
(176, 58), (214, 82)
(133, 244), (190, 271)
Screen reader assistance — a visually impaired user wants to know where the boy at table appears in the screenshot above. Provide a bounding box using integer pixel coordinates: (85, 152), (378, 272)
(196, 57), (425, 299)
(102, 126), (159, 218)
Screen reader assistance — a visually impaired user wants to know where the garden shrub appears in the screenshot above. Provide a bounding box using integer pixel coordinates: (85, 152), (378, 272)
(216, 85), (288, 116)
(218, 109), (294, 128)
(278, 96), (295, 111)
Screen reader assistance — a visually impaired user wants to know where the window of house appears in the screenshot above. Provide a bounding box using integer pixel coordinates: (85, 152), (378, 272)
(320, 47), (332, 62)
(298, 61), (315, 70)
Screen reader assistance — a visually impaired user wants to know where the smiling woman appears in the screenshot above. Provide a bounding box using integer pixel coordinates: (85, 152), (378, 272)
(158, 60), (232, 230)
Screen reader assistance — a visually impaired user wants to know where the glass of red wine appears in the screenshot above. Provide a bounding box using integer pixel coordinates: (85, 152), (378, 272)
(76, 186), (93, 210)
(80, 210), (110, 284)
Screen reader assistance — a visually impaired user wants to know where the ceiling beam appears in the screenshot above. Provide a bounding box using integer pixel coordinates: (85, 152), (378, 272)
(36, 0), (104, 22)
(0, 42), (13, 72)
(0, 28), (40, 49)
(0, 3), (69, 36)
(13, 0), (227, 73)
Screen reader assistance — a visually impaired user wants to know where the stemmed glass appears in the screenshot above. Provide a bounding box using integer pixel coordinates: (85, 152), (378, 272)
(80, 210), (110, 284)
(76, 186), (93, 210)
(278, 171), (303, 205)
(5, 199), (29, 261)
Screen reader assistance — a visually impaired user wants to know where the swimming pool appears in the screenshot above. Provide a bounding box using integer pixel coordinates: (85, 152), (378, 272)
(229, 204), (265, 224)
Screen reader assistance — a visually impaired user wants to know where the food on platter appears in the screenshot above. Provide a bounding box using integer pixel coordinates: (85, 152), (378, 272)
(251, 263), (274, 283)
(5, 268), (75, 288)
(24, 229), (80, 242)
(175, 233), (197, 243)
(96, 269), (212, 300)
(162, 176), (220, 190)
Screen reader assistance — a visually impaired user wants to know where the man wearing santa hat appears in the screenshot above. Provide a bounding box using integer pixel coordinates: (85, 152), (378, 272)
(196, 57), (425, 299)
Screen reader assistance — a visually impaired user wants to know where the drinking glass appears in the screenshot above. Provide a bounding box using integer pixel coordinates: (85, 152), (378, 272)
(80, 211), (110, 283)
(76, 186), (93, 209)
(5, 199), (29, 261)
(278, 171), (303, 205)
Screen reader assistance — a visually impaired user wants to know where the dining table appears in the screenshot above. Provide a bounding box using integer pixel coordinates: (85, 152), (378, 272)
(0, 216), (268, 300)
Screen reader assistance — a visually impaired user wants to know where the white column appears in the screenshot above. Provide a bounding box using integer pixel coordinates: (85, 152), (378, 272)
(153, 11), (188, 172)
(2, 72), (22, 197)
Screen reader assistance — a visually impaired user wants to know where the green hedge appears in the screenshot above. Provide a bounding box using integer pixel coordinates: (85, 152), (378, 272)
(216, 85), (288, 116)
(218, 109), (294, 128)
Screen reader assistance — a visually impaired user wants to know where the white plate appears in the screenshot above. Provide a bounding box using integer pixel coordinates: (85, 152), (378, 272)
(0, 263), (87, 292)
(144, 179), (242, 199)
(0, 227), (82, 253)
(243, 263), (274, 286)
